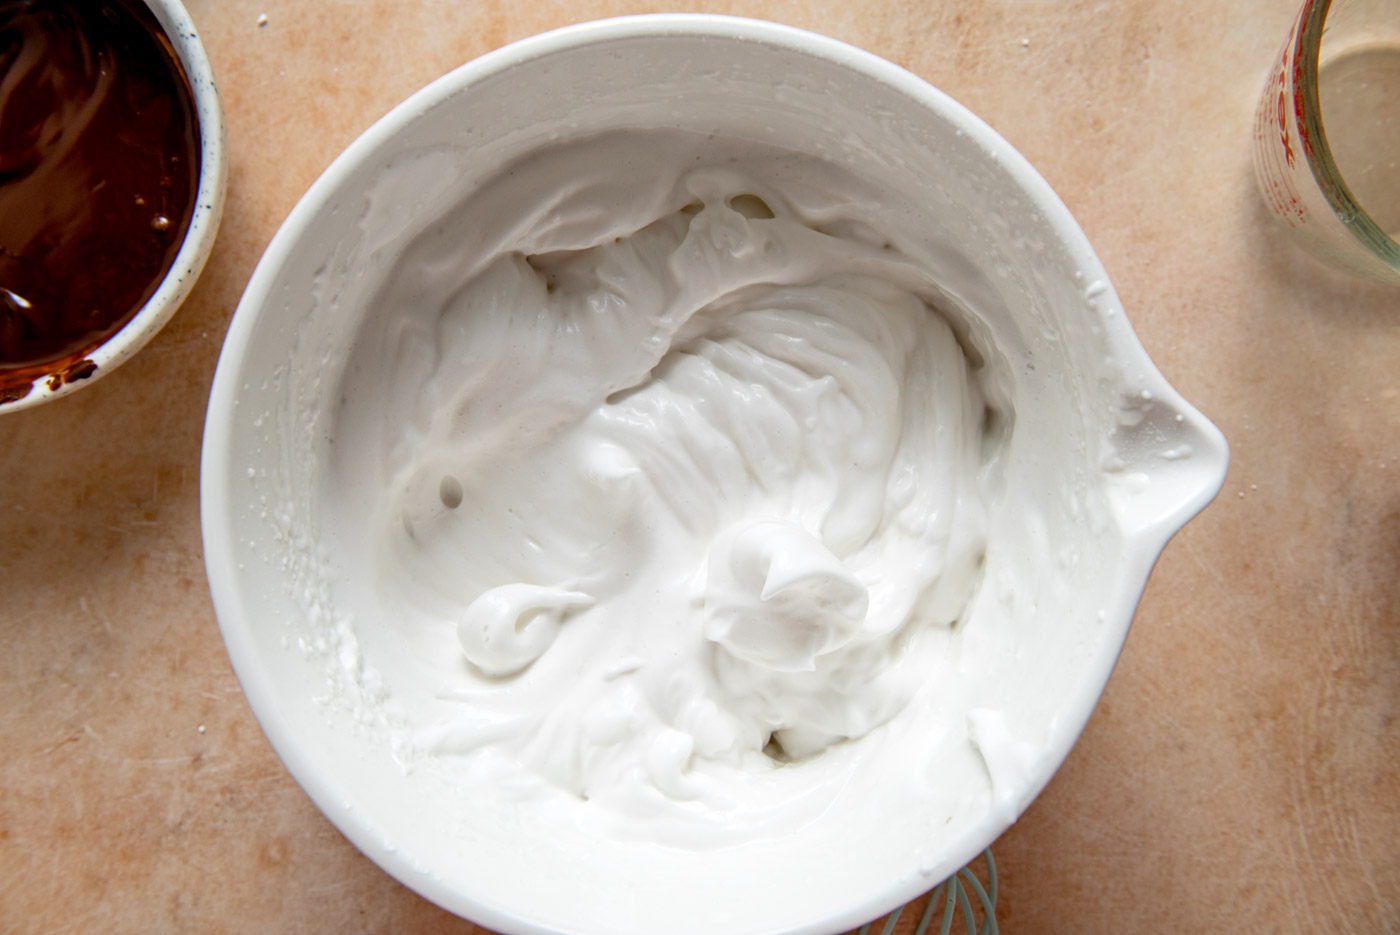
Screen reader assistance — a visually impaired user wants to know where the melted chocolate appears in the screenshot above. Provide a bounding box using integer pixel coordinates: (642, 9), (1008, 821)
(0, 0), (199, 393)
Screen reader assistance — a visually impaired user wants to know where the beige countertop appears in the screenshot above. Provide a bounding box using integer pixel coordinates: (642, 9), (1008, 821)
(2, 1), (1397, 932)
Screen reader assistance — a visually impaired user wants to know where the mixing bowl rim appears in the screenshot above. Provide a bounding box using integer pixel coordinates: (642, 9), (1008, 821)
(202, 13), (1227, 934)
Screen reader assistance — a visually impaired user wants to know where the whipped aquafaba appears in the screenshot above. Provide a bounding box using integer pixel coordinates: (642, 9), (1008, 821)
(322, 129), (1013, 847)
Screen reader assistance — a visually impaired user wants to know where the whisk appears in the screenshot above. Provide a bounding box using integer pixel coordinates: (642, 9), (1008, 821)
(853, 849), (998, 935)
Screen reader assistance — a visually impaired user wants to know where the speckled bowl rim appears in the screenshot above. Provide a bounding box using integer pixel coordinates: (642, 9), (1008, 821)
(0, 0), (227, 412)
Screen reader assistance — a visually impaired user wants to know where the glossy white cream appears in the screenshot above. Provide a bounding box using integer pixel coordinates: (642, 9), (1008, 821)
(325, 132), (1001, 843)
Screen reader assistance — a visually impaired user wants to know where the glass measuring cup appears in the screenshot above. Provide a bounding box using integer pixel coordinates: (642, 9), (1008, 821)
(1253, 0), (1400, 284)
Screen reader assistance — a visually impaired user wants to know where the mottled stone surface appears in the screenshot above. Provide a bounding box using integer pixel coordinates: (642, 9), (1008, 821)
(1, 1), (1396, 932)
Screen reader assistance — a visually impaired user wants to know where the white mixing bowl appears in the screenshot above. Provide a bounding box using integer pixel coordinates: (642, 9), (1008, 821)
(202, 15), (1226, 935)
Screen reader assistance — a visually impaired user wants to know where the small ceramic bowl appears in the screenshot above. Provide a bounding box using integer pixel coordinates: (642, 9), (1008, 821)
(0, 0), (225, 412)
(202, 15), (1226, 935)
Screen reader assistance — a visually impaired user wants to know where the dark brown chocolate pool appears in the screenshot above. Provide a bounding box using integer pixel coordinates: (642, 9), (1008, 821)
(0, 0), (200, 401)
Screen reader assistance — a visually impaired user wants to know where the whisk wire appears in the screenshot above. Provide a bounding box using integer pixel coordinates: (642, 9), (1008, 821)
(912, 881), (946, 935)
(957, 860), (998, 935)
(954, 875), (977, 935)
(853, 847), (998, 935)
(936, 880), (959, 935)
(879, 904), (906, 935)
